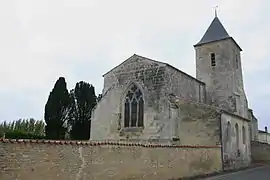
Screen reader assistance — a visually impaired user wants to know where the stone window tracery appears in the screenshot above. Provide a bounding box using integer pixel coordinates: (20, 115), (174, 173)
(124, 84), (144, 128)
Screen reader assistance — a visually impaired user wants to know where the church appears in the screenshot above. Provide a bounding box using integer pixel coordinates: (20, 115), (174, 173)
(90, 14), (259, 169)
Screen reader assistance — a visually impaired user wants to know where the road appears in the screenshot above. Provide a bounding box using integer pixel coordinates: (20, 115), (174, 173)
(202, 165), (270, 180)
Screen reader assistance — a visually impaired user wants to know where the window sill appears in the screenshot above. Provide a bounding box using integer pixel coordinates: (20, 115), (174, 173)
(120, 127), (144, 133)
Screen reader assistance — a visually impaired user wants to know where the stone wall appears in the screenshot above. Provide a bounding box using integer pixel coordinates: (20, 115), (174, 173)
(102, 54), (166, 96)
(248, 109), (259, 141)
(91, 54), (207, 141)
(251, 141), (270, 163)
(0, 139), (222, 180)
(91, 54), (169, 141)
(170, 97), (221, 146)
(163, 65), (206, 103)
(221, 113), (251, 169)
(258, 131), (270, 144)
(195, 38), (248, 119)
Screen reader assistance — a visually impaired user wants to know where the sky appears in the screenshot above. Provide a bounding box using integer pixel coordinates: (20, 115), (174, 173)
(0, 0), (269, 130)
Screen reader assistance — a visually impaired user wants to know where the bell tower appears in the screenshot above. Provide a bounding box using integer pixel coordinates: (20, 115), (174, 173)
(194, 14), (248, 118)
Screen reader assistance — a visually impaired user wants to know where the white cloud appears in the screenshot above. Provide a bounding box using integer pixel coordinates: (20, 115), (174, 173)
(0, 0), (269, 128)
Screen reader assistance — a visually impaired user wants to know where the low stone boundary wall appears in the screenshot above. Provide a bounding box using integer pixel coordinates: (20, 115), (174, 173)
(251, 141), (270, 163)
(0, 139), (222, 180)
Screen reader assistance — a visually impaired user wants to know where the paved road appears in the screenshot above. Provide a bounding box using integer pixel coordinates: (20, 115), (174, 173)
(202, 165), (270, 180)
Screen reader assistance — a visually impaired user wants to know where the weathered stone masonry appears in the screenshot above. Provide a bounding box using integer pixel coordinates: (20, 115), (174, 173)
(1, 14), (264, 180)
(91, 54), (207, 141)
(251, 141), (270, 163)
(0, 139), (222, 180)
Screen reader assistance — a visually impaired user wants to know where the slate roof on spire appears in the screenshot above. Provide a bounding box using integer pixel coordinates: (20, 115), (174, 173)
(194, 16), (242, 50)
(195, 17), (230, 46)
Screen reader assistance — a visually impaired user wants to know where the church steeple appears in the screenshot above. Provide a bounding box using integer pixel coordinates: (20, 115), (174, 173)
(194, 14), (247, 118)
(194, 17), (230, 46)
(194, 15), (242, 51)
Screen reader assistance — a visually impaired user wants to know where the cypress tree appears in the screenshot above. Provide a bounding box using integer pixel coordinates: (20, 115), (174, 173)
(68, 81), (97, 140)
(44, 77), (71, 139)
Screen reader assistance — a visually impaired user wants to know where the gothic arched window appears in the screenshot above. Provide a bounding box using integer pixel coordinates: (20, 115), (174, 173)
(124, 84), (144, 128)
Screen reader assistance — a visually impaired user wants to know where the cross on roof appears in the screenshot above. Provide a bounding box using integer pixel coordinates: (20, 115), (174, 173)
(214, 6), (218, 17)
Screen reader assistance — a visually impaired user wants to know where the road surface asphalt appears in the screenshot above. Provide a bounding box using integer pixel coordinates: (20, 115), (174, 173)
(202, 165), (270, 180)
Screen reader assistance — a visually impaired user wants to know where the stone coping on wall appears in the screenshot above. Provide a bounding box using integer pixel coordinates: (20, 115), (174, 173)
(0, 138), (221, 148)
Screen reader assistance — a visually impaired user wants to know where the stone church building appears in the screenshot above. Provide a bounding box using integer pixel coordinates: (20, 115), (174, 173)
(90, 15), (259, 169)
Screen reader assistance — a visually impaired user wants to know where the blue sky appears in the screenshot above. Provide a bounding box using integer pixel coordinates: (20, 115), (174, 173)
(0, 0), (269, 130)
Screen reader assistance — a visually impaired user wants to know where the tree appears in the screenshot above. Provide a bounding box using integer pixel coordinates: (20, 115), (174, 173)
(0, 119), (46, 139)
(68, 81), (97, 140)
(34, 120), (46, 136)
(44, 77), (71, 140)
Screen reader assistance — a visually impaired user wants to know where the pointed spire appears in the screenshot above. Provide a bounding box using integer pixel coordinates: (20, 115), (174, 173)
(194, 15), (230, 46)
(194, 10), (242, 51)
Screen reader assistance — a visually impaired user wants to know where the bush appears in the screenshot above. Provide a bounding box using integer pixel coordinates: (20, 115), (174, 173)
(3, 130), (46, 139)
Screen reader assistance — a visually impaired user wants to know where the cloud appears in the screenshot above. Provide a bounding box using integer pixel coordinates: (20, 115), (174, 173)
(0, 0), (269, 129)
